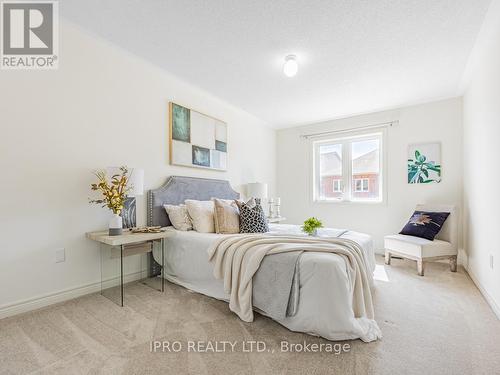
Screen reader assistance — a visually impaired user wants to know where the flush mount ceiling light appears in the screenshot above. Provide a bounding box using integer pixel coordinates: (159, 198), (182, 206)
(283, 55), (298, 77)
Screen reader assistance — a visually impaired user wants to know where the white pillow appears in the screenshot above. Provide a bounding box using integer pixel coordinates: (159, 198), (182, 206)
(185, 200), (215, 233)
(163, 204), (192, 231)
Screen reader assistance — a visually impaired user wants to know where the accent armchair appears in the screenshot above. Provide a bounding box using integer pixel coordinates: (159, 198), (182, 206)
(384, 204), (458, 276)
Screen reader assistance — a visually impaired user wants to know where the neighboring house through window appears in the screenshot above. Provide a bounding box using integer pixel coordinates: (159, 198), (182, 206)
(313, 130), (385, 202)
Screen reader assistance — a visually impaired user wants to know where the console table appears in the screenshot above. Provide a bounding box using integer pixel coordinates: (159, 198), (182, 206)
(86, 229), (173, 306)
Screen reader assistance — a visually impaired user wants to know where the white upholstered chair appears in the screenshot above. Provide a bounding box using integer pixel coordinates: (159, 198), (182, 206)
(384, 204), (458, 276)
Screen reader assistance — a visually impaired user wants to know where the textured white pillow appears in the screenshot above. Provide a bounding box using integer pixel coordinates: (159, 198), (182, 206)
(163, 204), (192, 231)
(185, 200), (215, 233)
(213, 198), (240, 234)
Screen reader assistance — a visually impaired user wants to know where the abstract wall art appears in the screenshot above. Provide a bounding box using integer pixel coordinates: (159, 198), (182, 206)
(169, 102), (227, 170)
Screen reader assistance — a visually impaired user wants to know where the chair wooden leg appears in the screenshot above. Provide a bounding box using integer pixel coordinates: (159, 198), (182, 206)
(417, 259), (424, 276)
(450, 256), (457, 272)
(385, 251), (391, 265)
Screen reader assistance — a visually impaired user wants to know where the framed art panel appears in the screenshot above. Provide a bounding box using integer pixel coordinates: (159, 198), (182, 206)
(407, 142), (441, 184)
(169, 102), (228, 171)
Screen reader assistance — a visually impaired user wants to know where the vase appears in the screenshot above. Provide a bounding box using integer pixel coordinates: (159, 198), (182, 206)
(309, 229), (318, 236)
(109, 213), (123, 236)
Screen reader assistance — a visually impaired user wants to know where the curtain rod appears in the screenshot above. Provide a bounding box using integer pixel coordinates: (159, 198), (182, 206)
(300, 120), (399, 139)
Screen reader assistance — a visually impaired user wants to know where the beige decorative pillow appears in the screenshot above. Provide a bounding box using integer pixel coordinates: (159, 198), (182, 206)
(213, 198), (240, 234)
(163, 204), (192, 231)
(185, 200), (215, 233)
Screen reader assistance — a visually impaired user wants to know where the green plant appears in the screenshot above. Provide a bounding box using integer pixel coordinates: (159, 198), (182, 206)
(407, 150), (441, 184)
(302, 217), (323, 235)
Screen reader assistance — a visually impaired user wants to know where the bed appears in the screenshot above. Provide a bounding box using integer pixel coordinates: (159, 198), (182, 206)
(148, 176), (381, 342)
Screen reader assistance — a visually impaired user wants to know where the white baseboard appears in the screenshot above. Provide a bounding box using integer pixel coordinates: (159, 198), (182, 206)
(465, 266), (500, 320)
(458, 248), (468, 269)
(0, 282), (101, 320)
(0, 270), (149, 320)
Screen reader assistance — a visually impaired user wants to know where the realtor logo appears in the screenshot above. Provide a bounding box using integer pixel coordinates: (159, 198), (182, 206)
(1, 0), (58, 69)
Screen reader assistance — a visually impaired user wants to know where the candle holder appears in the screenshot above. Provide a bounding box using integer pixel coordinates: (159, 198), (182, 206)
(274, 197), (281, 218)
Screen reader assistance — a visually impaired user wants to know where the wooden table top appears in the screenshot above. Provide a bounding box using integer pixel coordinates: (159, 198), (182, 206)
(86, 228), (174, 246)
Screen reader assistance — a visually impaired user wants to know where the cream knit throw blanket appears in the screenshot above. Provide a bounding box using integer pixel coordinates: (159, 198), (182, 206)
(207, 234), (375, 322)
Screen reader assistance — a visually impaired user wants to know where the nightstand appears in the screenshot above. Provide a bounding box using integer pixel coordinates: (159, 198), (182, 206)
(267, 217), (286, 223)
(86, 229), (173, 306)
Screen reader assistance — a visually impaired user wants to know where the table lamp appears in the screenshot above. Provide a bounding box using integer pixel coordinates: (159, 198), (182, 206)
(247, 182), (271, 216)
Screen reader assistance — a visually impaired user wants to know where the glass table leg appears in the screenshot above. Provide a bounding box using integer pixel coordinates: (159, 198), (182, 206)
(138, 239), (165, 292)
(120, 244), (124, 307)
(100, 239), (165, 306)
(161, 238), (165, 293)
(100, 243), (104, 297)
(100, 243), (123, 306)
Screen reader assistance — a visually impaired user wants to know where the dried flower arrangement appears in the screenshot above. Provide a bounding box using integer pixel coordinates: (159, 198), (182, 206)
(89, 166), (130, 215)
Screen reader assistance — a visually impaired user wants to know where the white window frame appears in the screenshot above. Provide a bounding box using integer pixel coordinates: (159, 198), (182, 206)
(311, 128), (387, 204)
(354, 178), (369, 192)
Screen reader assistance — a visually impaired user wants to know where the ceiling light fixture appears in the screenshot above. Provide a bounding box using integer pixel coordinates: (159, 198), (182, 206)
(283, 55), (298, 77)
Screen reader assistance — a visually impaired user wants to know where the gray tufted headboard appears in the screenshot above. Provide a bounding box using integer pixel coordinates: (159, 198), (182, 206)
(147, 175), (240, 227)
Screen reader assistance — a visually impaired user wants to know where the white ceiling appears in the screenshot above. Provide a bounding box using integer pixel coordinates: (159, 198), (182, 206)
(63, 0), (492, 128)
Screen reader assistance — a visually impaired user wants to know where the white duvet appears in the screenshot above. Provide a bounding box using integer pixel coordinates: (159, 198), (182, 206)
(153, 224), (381, 342)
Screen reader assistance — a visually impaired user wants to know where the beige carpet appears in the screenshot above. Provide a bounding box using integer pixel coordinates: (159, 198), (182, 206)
(1, 256), (500, 375)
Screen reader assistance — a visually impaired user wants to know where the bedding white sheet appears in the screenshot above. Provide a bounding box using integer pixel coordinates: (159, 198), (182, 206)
(153, 224), (381, 342)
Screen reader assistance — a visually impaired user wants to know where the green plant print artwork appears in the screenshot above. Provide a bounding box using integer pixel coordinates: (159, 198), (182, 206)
(407, 145), (441, 184)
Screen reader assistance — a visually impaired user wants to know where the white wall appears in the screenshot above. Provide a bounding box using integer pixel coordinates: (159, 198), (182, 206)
(276, 98), (463, 253)
(0, 22), (276, 313)
(462, 0), (500, 316)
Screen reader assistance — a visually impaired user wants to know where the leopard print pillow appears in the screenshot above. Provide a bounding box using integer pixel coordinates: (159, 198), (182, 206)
(237, 200), (269, 233)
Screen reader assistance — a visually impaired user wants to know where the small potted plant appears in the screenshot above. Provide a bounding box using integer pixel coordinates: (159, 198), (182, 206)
(89, 166), (130, 236)
(302, 217), (323, 236)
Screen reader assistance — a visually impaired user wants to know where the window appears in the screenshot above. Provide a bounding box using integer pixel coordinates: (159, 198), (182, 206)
(354, 178), (369, 192)
(332, 179), (343, 192)
(313, 131), (384, 202)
